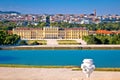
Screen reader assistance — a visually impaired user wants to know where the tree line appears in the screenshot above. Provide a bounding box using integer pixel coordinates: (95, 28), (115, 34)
(0, 20), (120, 31)
(83, 34), (120, 44)
(50, 22), (120, 30)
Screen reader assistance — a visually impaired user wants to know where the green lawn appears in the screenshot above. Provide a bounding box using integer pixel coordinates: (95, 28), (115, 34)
(57, 40), (80, 45)
(0, 64), (120, 71)
(72, 67), (120, 72)
(0, 64), (74, 68)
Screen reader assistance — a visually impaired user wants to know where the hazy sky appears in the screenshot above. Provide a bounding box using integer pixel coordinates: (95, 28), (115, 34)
(0, 0), (120, 15)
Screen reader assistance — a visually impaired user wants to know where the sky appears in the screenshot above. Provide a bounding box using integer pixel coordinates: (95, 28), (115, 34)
(0, 0), (120, 15)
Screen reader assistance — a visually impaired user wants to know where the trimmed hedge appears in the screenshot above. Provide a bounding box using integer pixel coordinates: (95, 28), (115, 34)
(27, 40), (47, 45)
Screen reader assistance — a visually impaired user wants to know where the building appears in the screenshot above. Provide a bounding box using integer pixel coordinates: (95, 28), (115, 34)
(13, 27), (89, 40)
(43, 27), (59, 39)
(46, 16), (50, 26)
(96, 30), (113, 35)
(96, 30), (120, 35)
(13, 28), (43, 39)
(64, 28), (88, 39)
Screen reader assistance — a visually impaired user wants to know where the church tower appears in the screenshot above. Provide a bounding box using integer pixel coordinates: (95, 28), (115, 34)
(46, 16), (50, 27)
(94, 9), (96, 16)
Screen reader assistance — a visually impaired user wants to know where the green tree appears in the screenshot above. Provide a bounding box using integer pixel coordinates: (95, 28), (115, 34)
(0, 30), (20, 45)
(83, 34), (120, 44)
(0, 31), (7, 45)
(19, 40), (28, 45)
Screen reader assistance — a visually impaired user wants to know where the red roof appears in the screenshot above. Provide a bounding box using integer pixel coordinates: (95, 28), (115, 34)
(96, 30), (113, 34)
(14, 27), (42, 30)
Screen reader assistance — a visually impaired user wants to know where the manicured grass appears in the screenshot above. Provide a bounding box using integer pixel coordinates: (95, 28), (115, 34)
(95, 68), (120, 71)
(57, 40), (80, 45)
(0, 64), (74, 68)
(0, 64), (120, 71)
(27, 40), (47, 45)
(72, 67), (120, 72)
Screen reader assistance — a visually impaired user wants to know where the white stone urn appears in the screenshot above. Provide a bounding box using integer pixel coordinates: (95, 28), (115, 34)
(81, 59), (95, 78)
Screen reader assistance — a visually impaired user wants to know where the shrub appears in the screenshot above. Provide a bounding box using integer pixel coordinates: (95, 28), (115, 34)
(19, 40), (28, 45)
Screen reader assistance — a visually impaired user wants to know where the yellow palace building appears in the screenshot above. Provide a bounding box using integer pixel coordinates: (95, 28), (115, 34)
(13, 27), (88, 39)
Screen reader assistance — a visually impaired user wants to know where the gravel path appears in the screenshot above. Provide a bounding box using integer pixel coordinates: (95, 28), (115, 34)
(0, 67), (120, 80)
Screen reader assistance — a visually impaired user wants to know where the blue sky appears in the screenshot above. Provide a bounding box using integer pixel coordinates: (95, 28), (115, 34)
(0, 0), (120, 15)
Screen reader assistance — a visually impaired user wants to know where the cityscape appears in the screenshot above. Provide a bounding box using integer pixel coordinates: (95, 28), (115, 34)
(0, 10), (120, 25)
(0, 10), (120, 45)
(0, 0), (120, 80)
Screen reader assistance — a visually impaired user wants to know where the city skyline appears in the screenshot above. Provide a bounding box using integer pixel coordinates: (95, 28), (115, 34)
(0, 0), (120, 15)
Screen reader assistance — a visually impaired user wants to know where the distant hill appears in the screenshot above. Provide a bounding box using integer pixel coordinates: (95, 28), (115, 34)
(0, 11), (21, 14)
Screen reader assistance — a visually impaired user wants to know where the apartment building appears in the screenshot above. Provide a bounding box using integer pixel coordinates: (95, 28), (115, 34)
(13, 27), (88, 39)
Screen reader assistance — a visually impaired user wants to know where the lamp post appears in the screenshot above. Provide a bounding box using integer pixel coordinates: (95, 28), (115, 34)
(81, 59), (95, 79)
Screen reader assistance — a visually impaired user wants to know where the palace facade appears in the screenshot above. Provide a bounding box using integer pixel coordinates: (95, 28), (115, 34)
(13, 27), (88, 39)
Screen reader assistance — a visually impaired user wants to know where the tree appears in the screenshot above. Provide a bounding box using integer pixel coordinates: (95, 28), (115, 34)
(37, 22), (46, 28)
(19, 40), (28, 45)
(4, 35), (14, 45)
(0, 31), (7, 45)
(0, 30), (20, 45)
(83, 34), (120, 44)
